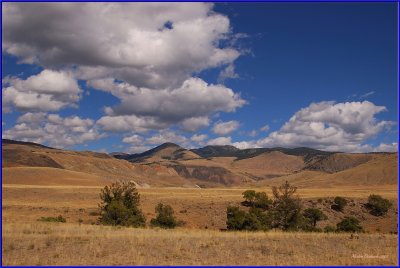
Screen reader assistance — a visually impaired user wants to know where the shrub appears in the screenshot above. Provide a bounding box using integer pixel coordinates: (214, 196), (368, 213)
(226, 205), (272, 231)
(98, 181), (145, 227)
(332, 196), (347, 212)
(367, 195), (392, 216)
(38, 215), (66, 223)
(336, 216), (363, 232)
(226, 206), (247, 230)
(247, 207), (272, 231)
(242, 190), (272, 209)
(303, 208), (327, 227)
(254, 192), (272, 210)
(324, 225), (336, 233)
(242, 190), (256, 204)
(150, 203), (178, 229)
(271, 181), (303, 230)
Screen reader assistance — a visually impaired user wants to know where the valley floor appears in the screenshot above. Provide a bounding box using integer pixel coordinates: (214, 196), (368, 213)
(2, 184), (399, 265)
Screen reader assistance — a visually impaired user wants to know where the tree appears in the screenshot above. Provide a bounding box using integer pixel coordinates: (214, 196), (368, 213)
(247, 207), (272, 230)
(150, 203), (178, 229)
(226, 205), (247, 230)
(332, 196), (347, 212)
(242, 190), (256, 205)
(226, 206), (272, 231)
(254, 192), (272, 210)
(99, 181), (145, 227)
(303, 208), (327, 228)
(242, 190), (272, 210)
(271, 181), (303, 230)
(367, 195), (392, 216)
(336, 216), (363, 233)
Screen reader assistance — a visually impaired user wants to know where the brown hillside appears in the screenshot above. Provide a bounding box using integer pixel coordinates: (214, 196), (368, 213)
(264, 153), (398, 187)
(305, 153), (373, 173)
(1, 142), (197, 187)
(233, 151), (305, 178)
(2, 167), (109, 186)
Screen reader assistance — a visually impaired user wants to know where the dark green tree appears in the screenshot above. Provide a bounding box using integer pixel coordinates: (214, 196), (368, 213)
(303, 208), (327, 228)
(99, 181), (145, 227)
(271, 181), (303, 230)
(336, 216), (363, 232)
(150, 203), (178, 229)
(332, 196), (347, 212)
(242, 190), (256, 204)
(254, 192), (272, 210)
(226, 205), (247, 230)
(367, 195), (392, 216)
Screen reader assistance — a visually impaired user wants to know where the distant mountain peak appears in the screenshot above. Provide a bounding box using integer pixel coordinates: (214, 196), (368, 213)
(155, 142), (181, 149)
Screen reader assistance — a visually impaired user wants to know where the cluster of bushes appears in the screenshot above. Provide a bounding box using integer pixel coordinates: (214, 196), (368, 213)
(228, 182), (326, 232)
(367, 194), (392, 216)
(227, 182), (393, 233)
(98, 181), (178, 229)
(331, 196), (347, 212)
(330, 195), (392, 217)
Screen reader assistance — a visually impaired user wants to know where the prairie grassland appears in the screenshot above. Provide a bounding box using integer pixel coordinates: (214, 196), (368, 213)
(2, 184), (398, 232)
(2, 222), (398, 266)
(2, 184), (398, 266)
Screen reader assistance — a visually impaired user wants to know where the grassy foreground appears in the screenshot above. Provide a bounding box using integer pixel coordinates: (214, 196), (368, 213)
(2, 222), (398, 266)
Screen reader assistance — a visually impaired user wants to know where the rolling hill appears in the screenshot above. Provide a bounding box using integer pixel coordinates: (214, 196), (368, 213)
(2, 139), (398, 188)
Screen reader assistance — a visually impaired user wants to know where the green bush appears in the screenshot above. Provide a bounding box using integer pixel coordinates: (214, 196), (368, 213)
(271, 181), (303, 231)
(247, 207), (272, 231)
(150, 203), (178, 229)
(367, 195), (392, 216)
(242, 190), (256, 204)
(332, 196), (347, 212)
(336, 216), (363, 233)
(226, 206), (272, 231)
(226, 206), (247, 230)
(242, 190), (272, 210)
(38, 215), (66, 223)
(303, 208), (327, 228)
(254, 192), (272, 210)
(324, 225), (336, 233)
(99, 181), (145, 227)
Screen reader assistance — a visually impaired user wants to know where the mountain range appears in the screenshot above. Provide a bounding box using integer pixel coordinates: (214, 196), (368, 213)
(2, 139), (398, 188)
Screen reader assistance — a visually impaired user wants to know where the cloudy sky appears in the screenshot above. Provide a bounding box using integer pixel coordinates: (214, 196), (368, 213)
(2, 2), (398, 153)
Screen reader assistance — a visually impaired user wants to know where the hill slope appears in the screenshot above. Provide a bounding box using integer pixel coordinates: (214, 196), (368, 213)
(2, 139), (398, 188)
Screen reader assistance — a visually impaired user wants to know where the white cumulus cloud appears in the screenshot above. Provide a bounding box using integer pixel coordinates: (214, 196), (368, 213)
(3, 112), (103, 147)
(3, 70), (81, 112)
(212, 120), (240, 135)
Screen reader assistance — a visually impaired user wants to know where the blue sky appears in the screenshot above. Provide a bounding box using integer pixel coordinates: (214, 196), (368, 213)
(2, 2), (398, 153)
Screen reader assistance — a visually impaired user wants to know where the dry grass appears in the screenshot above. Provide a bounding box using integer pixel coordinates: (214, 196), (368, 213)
(3, 184), (398, 232)
(2, 184), (398, 265)
(2, 222), (397, 266)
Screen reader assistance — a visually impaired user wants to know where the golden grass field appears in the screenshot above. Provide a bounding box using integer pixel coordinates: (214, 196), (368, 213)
(3, 222), (398, 266)
(2, 183), (399, 265)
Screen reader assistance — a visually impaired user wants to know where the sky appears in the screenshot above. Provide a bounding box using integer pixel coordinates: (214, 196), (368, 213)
(2, 2), (398, 153)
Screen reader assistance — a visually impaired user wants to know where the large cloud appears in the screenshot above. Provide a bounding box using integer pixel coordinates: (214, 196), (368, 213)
(3, 2), (246, 134)
(3, 112), (103, 147)
(92, 78), (245, 132)
(3, 70), (81, 112)
(3, 2), (240, 89)
(230, 101), (395, 152)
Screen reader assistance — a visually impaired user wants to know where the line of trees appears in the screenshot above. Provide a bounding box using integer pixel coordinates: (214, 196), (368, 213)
(228, 181), (325, 232)
(227, 181), (392, 233)
(98, 181), (178, 229)
(95, 180), (392, 233)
